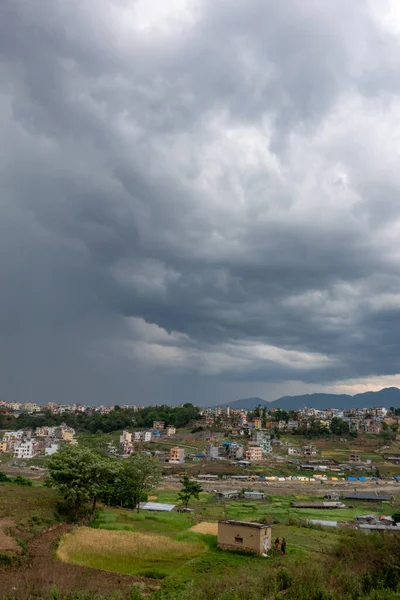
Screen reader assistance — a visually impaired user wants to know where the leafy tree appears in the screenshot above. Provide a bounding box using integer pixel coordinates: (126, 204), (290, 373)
(392, 512), (400, 524)
(330, 417), (350, 436)
(177, 474), (203, 508)
(119, 453), (162, 512)
(46, 445), (114, 516)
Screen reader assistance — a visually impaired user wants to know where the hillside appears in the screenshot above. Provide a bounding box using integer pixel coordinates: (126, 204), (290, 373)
(222, 387), (400, 410)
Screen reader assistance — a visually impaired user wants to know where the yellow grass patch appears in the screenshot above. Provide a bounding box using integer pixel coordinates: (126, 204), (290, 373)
(190, 522), (218, 535)
(57, 527), (206, 576)
(148, 495), (158, 501)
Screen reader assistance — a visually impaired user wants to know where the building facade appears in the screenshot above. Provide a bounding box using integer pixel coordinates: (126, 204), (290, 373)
(218, 520), (272, 555)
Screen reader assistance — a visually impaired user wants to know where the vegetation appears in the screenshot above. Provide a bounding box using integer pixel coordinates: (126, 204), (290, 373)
(46, 446), (115, 516)
(104, 453), (162, 512)
(4, 403), (200, 434)
(177, 475), (203, 508)
(57, 526), (207, 578)
(47, 447), (162, 515)
(0, 472), (32, 485)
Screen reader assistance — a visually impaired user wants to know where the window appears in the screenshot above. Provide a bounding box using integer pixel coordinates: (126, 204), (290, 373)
(234, 536), (243, 544)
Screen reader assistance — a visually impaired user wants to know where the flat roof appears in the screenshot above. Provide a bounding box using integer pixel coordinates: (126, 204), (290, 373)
(219, 519), (271, 529)
(139, 502), (176, 512)
(343, 494), (391, 501)
(307, 519), (338, 528)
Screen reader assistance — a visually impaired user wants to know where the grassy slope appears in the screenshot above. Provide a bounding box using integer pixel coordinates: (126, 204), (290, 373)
(0, 483), (57, 522)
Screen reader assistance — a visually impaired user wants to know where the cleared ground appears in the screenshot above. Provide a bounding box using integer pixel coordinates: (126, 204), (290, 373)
(57, 526), (208, 578)
(0, 518), (19, 554)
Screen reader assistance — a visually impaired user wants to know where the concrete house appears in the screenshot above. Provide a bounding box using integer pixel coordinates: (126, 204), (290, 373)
(169, 446), (185, 463)
(218, 520), (272, 555)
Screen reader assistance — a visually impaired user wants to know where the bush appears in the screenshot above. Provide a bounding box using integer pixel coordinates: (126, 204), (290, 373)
(277, 568), (292, 591)
(0, 552), (13, 566)
(12, 475), (33, 486)
(138, 568), (166, 579)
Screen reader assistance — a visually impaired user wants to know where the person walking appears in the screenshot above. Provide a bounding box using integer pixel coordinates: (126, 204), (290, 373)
(274, 537), (280, 551)
(281, 538), (287, 556)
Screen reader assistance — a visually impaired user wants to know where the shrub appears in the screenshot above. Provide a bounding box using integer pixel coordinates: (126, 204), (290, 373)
(138, 568), (166, 579)
(12, 475), (33, 486)
(277, 568), (292, 591)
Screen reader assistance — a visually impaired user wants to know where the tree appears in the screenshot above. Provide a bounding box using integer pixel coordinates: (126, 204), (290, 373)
(177, 474), (203, 508)
(46, 445), (113, 516)
(120, 453), (162, 512)
(330, 417), (350, 436)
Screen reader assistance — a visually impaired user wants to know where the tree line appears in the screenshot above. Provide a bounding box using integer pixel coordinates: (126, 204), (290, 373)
(1, 403), (200, 433)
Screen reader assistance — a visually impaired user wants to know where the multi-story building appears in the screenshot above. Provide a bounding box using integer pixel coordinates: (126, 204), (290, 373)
(134, 431), (152, 442)
(14, 440), (38, 459)
(169, 446), (185, 463)
(0, 440), (10, 453)
(120, 431), (133, 444)
(153, 421), (165, 431)
(228, 443), (244, 460)
(245, 447), (263, 462)
(288, 447), (302, 456)
(205, 442), (220, 460)
(166, 425), (176, 437)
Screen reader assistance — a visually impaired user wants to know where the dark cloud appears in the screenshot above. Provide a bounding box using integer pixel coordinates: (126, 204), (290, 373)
(1, 0), (400, 405)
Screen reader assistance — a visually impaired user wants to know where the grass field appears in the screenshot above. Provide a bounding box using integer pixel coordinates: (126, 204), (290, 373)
(57, 526), (208, 578)
(152, 488), (398, 523)
(80, 499), (346, 584)
(0, 482), (57, 523)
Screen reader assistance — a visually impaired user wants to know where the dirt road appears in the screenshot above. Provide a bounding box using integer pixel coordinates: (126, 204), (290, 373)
(163, 477), (400, 497)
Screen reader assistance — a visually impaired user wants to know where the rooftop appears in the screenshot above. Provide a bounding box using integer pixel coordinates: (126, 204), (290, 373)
(219, 520), (271, 529)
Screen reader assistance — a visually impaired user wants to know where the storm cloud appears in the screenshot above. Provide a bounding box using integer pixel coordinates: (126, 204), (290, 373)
(1, 0), (400, 405)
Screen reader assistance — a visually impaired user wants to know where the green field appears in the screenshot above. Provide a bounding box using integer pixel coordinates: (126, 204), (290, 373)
(57, 526), (208, 578)
(74, 489), (379, 584)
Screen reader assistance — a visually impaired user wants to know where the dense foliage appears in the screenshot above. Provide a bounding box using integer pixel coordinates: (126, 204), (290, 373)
(4, 403), (200, 433)
(46, 446), (162, 515)
(133, 403), (200, 428)
(102, 453), (162, 511)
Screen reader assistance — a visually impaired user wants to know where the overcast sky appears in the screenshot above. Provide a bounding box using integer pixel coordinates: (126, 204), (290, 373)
(2, 1), (400, 406)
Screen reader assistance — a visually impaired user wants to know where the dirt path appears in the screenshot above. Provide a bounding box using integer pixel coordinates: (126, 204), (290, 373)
(0, 523), (159, 599)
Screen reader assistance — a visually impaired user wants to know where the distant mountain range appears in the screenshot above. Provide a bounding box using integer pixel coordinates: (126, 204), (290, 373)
(220, 387), (400, 411)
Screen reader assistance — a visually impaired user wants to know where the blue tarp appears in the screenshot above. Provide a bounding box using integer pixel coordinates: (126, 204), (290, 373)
(358, 477), (367, 481)
(347, 477), (357, 481)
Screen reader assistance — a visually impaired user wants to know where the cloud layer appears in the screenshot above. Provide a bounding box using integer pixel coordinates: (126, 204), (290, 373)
(2, 0), (400, 405)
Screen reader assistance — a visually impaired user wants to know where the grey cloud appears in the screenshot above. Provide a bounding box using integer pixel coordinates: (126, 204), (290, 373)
(1, 0), (400, 404)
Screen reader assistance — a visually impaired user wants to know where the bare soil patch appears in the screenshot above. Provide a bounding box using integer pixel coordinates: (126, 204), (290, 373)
(190, 522), (218, 535)
(0, 518), (19, 554)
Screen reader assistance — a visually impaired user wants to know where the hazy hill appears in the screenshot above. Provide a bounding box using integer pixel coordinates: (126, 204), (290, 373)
(222, 387), (400, 410)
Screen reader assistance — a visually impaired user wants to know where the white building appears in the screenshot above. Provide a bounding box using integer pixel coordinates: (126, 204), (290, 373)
(288, 447), (302, 456)
(14, 440), (37, 459)
(134, 431), (152, 442)
(166, 426), (176, 437)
